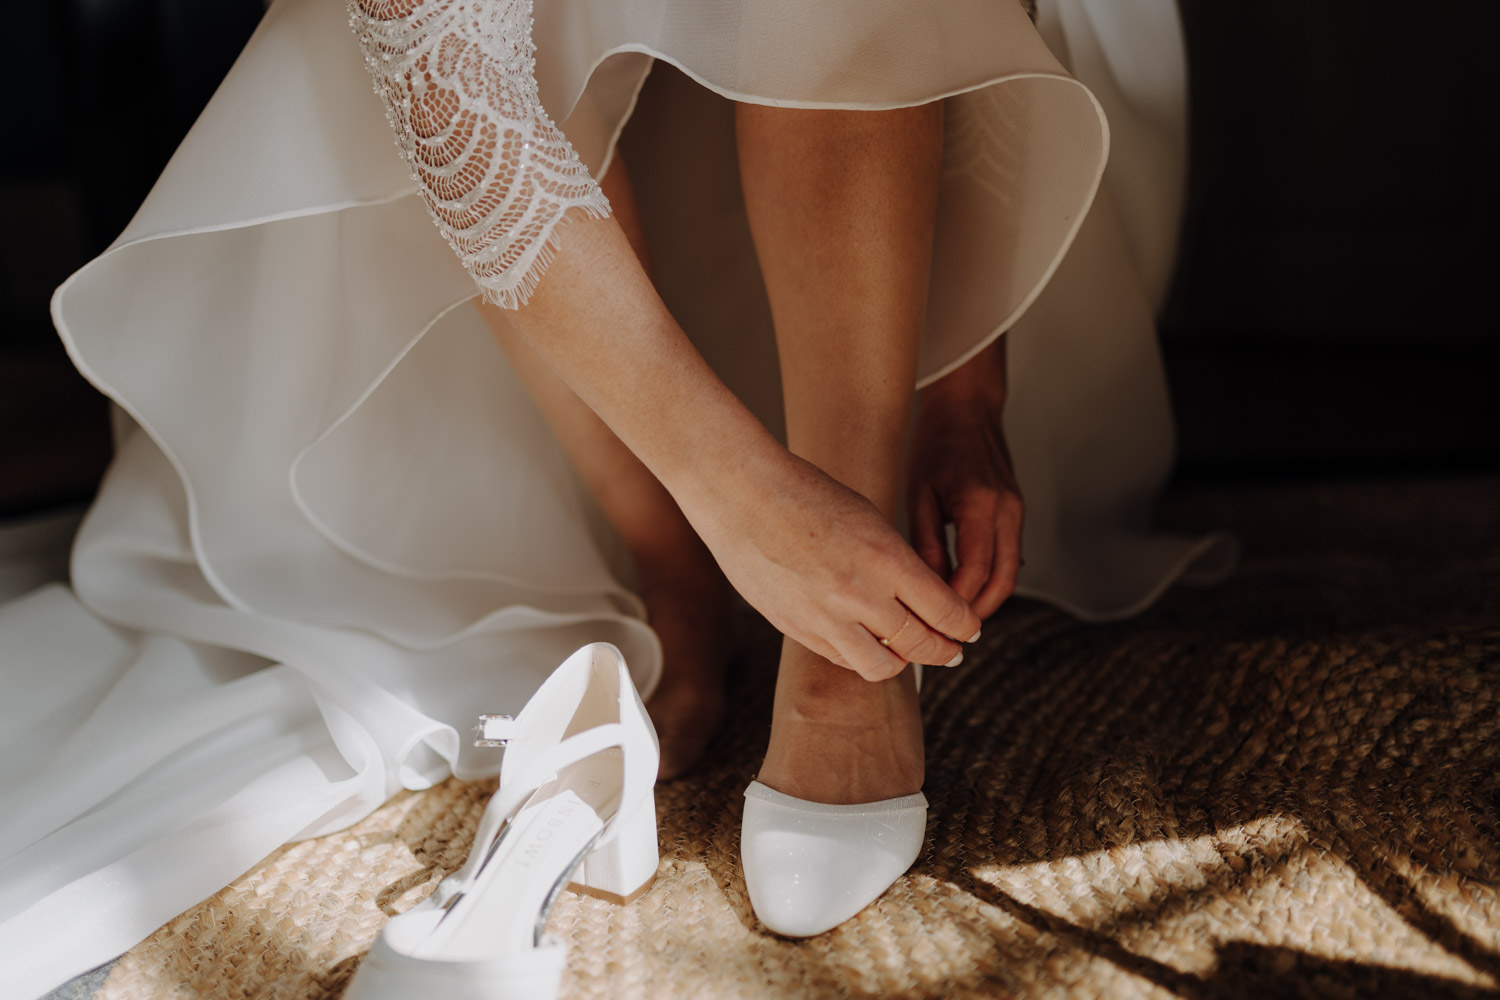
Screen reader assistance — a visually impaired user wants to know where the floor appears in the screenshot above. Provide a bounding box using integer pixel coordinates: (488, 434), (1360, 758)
(33, 475), (1499, 999)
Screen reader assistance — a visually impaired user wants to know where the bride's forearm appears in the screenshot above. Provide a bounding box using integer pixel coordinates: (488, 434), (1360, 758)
(504, 211), (786, 506)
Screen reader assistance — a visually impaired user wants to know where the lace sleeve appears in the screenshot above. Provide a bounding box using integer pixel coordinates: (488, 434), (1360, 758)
(348, 0), (610, 308)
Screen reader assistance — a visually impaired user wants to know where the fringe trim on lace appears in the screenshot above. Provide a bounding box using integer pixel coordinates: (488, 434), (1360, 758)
(472, 192), (613, 310)
(348, 0), (614, 313)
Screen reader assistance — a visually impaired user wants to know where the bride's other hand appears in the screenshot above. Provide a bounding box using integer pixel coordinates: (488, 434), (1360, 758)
(686, 452), (980, 682)
(907, 340), (1024, 620)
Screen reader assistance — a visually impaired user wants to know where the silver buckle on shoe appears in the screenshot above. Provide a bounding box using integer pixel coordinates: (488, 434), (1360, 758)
(473, 713), (518, 747)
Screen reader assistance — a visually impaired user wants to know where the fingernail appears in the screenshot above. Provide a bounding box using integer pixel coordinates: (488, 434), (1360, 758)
(945, 651), (963, 668)
(965, 628), (981, 643)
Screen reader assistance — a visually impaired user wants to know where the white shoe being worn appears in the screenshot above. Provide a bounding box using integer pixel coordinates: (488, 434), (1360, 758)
(740, 781), (928, 938)
(345, 642), (660, 1000)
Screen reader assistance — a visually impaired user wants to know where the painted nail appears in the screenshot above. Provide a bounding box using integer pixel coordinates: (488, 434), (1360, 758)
(945, 651), (964, 668)
(965, 628), (982, 643)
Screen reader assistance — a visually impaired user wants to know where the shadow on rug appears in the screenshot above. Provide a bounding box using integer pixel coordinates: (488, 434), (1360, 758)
(97, 478), (1500, 999)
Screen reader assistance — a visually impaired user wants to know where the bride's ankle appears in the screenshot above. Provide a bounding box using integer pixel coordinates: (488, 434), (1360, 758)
(759, 644), (925, 803)
(774, 643), (917, 721)
(636, 550), (731, 780)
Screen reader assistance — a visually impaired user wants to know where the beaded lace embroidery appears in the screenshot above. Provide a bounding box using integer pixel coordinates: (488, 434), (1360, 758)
(348, 0), (610, 308)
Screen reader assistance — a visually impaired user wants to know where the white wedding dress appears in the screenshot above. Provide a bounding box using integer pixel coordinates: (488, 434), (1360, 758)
(0, 0), (1231, 995)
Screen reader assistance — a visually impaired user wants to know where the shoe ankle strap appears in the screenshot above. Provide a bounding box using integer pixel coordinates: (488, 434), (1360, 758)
(440, 721), (643, 899)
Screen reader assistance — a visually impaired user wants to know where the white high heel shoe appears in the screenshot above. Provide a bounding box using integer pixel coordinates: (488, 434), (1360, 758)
(741, 663), (927, 938)
(740, 782), (927, 938)
(345, 642), (660, 1000)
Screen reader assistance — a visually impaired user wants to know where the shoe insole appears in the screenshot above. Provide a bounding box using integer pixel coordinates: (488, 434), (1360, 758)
(414, 754), (620, 960)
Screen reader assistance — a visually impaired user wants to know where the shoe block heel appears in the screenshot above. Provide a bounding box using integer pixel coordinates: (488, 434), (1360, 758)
(567, 795), (659, 905)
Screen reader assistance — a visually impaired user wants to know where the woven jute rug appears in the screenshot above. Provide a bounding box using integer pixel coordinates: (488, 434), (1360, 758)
(97, 478), (1500, 999)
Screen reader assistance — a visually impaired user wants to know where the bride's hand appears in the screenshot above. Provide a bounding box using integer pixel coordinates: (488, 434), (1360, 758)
(687, 453), (981, 682)
(906, 341), (1024, 619)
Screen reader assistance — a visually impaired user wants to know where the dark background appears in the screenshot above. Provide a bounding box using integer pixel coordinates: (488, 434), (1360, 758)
(1162, 0), (1497, 479)
(2, 0), (1496, 518)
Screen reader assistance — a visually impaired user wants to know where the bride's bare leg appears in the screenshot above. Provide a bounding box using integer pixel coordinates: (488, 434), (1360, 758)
(737, 102), (944, 803)
(478, 159), (729, 780)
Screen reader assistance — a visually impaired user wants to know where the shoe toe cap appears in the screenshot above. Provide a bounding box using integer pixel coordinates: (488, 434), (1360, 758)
(741, 790), (926, 938)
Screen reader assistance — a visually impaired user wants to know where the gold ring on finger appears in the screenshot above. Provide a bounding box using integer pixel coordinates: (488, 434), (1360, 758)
(879, 610), (913, 648)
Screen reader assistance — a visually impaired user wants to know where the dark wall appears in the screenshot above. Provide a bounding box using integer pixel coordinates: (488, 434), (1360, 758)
(1162, 0), (1498, 476)
(1, 1), (1496, 516)
(6, 0), (266, 347)
(1, 0), (264, 516)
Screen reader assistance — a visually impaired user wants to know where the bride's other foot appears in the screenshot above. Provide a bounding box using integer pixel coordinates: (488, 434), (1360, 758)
(487, 284), (733, 780)
(756, 639), (924, 803)
(640, 567), (731, 781)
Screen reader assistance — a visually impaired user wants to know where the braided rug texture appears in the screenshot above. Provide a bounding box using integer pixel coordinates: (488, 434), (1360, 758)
(97, 478), (1500, 999)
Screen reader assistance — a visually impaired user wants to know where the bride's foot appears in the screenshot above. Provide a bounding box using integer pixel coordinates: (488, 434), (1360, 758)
(641, 567), (731, 781)
(742, 639), (927, 937)
(757, 639), (924, 804)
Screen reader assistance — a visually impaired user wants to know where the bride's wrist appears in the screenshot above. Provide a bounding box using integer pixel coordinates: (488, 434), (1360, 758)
(921, 338), (1006, 410)
(650, 416), (791, 522)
